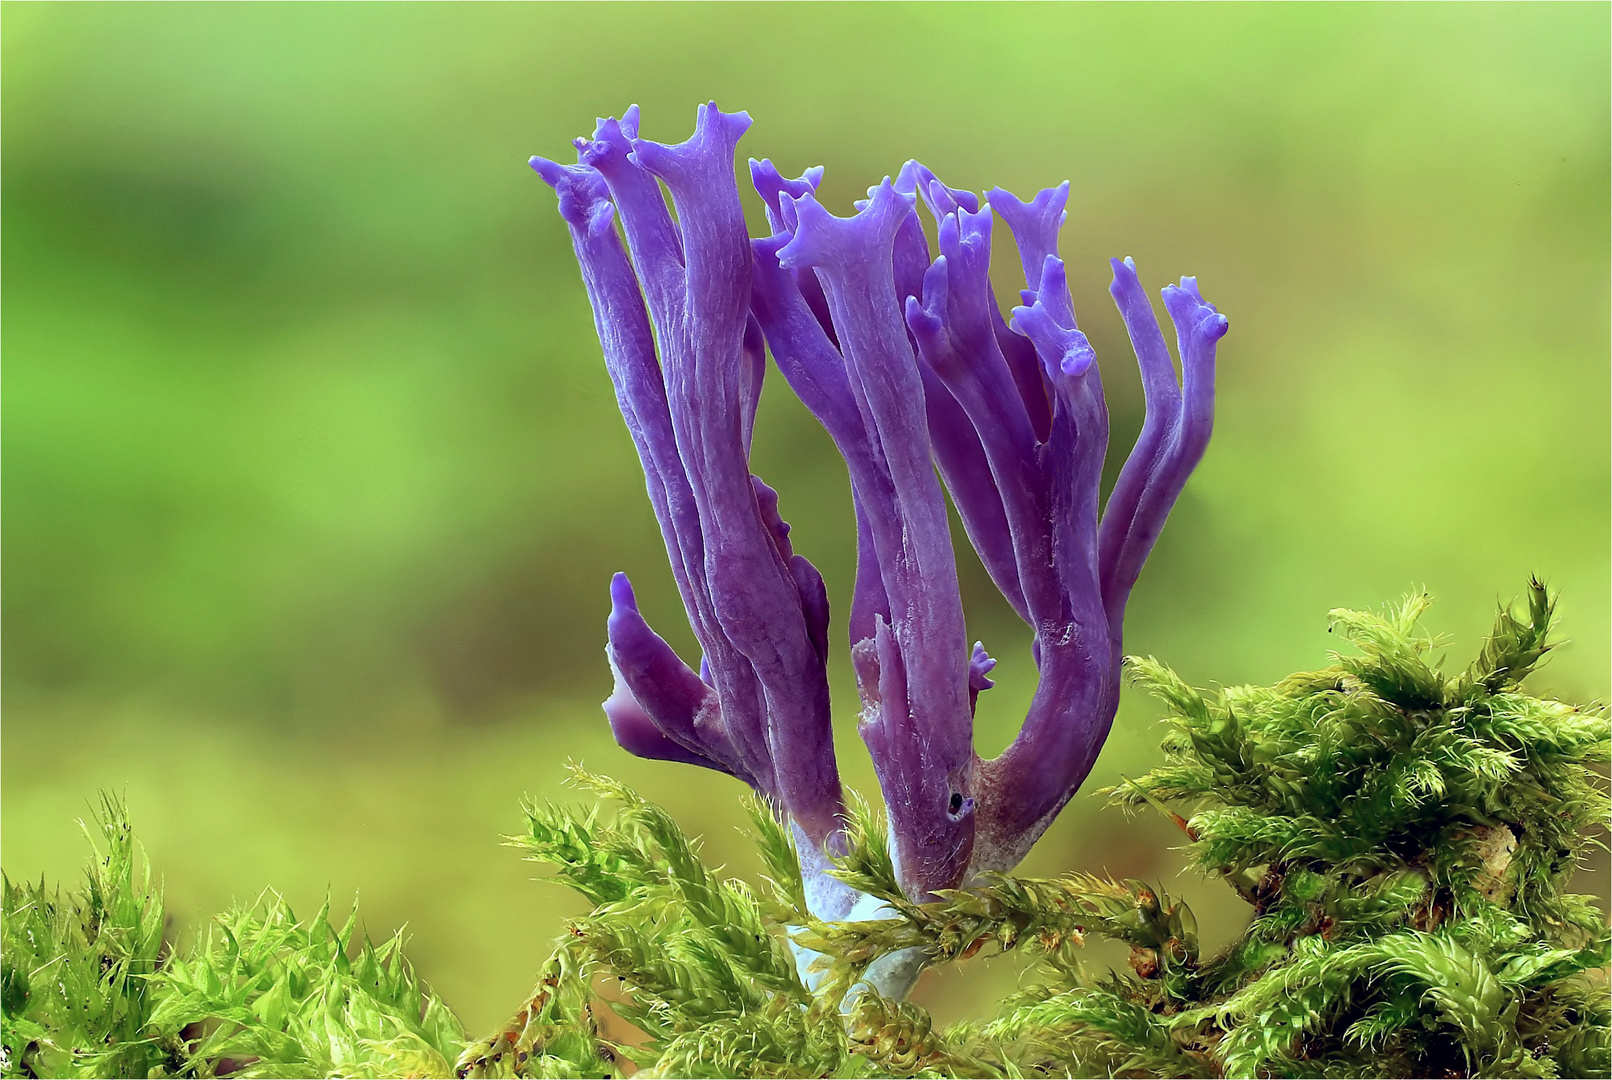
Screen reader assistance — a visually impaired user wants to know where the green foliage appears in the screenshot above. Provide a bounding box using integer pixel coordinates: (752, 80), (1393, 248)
(459, 768), (841, 1079)
(5, 584), (1607, 1078)
(1100, 580), (1611, 1078)
(1, 796), (173, 1078)
(1, 798), (464, 1078)
(146, 894), (464, 1078)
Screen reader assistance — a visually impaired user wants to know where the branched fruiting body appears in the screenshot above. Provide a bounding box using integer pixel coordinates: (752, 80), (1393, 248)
(531, 103), (1223, 908)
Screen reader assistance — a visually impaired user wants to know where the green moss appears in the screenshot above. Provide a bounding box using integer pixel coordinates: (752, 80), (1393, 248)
(6, 583), (1607, 1078)
(2, 800), (462, 1078)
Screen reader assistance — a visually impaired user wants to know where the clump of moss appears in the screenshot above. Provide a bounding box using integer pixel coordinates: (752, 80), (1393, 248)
(6, 583), (1607, 1079)
(1, 799), (462, 1079)
(1076, 580), (1610, 1079)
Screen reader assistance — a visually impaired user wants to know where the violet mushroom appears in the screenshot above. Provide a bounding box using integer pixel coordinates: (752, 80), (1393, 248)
(531, 103), (1225, 992)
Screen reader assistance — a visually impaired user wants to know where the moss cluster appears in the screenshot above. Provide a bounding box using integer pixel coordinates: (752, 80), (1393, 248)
(4, 584), (1607, 1078)
(1095, 583), (1610, 1077)
(1, 800), (461, 1078)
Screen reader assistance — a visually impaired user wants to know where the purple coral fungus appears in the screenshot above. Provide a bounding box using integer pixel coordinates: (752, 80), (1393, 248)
(531, 103), (1225, 911)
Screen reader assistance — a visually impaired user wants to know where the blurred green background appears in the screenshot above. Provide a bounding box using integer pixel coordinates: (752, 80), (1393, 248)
(4, 1), (1607, 1038)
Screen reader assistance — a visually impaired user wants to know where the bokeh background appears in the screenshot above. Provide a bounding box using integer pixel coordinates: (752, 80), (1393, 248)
(4, 2), (1608, 1037)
